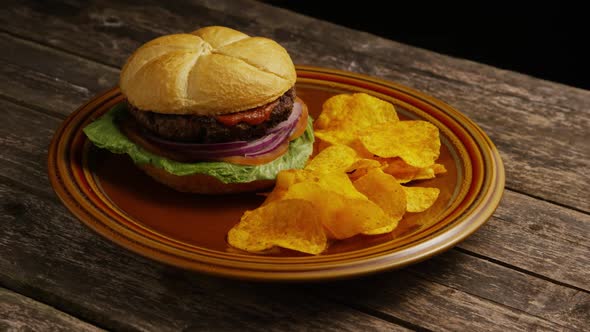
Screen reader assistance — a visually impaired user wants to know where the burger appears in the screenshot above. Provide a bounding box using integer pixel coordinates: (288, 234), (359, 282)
(83, 26), (314, 194)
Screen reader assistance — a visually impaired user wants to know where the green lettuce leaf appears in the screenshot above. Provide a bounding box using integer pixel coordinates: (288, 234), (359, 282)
(83, 103), (314, 184)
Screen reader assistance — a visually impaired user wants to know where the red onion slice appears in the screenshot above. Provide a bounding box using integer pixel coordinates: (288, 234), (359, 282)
(144, 136), (249, 150)
(268, 101), (302, 133)
(141, 101), (303, 159)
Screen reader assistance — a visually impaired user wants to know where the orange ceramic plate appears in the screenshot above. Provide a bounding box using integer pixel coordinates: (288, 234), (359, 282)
(48, 66), (504, 281)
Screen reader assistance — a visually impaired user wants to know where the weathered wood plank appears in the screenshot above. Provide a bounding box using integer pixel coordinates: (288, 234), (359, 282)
(408, 250), (589, 330)
(2, 7), (589, 289)
(0, 0), (588, 329)
(0, 287), (102, 332)
(0, 59), (90, 117)
(204, 0), (590, 107)
(460, 190), (590, 291)
(0, 98), (60, 196)
(2, 90), (589, 291)
(310, 273), (570, 332)
(0, 33), (118, 115)
(2, 0), (589, 212)
(0, 97), (587, 330)
(5, 0), (588, 288)
(0, 181), (410, 332)
(308, 250), (590, 331)
(0, 181), (572, 332)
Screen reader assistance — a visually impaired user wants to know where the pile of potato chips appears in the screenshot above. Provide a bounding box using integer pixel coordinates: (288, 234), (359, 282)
(228, 93), (446, 255)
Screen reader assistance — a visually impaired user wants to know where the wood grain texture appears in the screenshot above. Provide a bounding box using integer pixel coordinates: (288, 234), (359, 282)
(0, 180), (576, 332)
(461, 191), (590, 291)
(1, 70), (588, 292)
(0, 98), (60, 197)
(1, 1), (589, 289)
(0, 0), (589, 330)
(0, 33), (118, 115)
(308, 251), (590, 331)
(0, 97), (587, 330)
(1, 0), (589, 212)
(0, 288), (102, 332)
(409, 250), (589, 330)
(0, 181), (408, 332)
(311, 274), (568, 332)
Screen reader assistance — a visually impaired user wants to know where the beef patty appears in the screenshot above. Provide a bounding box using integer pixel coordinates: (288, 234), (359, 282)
(127, 88), (295, 143)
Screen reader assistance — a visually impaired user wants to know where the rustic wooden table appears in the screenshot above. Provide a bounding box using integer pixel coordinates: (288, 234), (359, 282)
(1, 1), (589, 331)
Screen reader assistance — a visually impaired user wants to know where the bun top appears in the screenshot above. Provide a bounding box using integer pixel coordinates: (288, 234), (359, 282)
(119, 26), (297, 115)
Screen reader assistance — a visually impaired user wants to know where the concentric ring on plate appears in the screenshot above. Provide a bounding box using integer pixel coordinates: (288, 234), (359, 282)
(48, 66), (504, 281)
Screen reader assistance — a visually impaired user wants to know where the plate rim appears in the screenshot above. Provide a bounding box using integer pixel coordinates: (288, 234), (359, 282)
(48, 65), (505, 281)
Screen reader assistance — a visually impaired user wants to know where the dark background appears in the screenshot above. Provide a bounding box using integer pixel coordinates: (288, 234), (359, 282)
(264, 1), (587, 90)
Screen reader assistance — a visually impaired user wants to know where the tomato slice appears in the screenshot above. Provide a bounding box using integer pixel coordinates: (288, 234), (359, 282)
(215, 99), (278, 126)
(121, 98), (309, 166)
(219, 140), (290, 165)
(218, 99), (308, 165)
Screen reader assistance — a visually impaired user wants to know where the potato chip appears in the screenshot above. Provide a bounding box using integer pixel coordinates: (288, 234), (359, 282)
(382, 157), (447, 183)
(381, 157), (422, 182)
(347, 158), (382, 172)
(283, 182), (389, 239)
(360, 121), (440, 168)
(267, 166), (367, 204)
(314, 93), (399, 147)
(415, 165), (440, 179)
(362, 224), (398, 235)
(228, 199), (327, 255)
(262, 169), (303, 205)
(345, 158), (382, 181)
(403, 186), (440, 212)
(314, 129), (358, 148)
(432, 163), (447, 175)
(284, 171), (366, 200)
(412, 163), (447, 181)
(313, 132), (373, 158)
(353, 169), (406, 235)
(324, 198), (390, 239)
(353, 169), (406, 219)
(315, 93), (399, 130)
(305, 144), (359, 173)
(229, 92), (447, 255)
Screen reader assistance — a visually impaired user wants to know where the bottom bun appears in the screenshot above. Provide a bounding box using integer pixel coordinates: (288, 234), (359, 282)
(139, 163), (275, 194)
